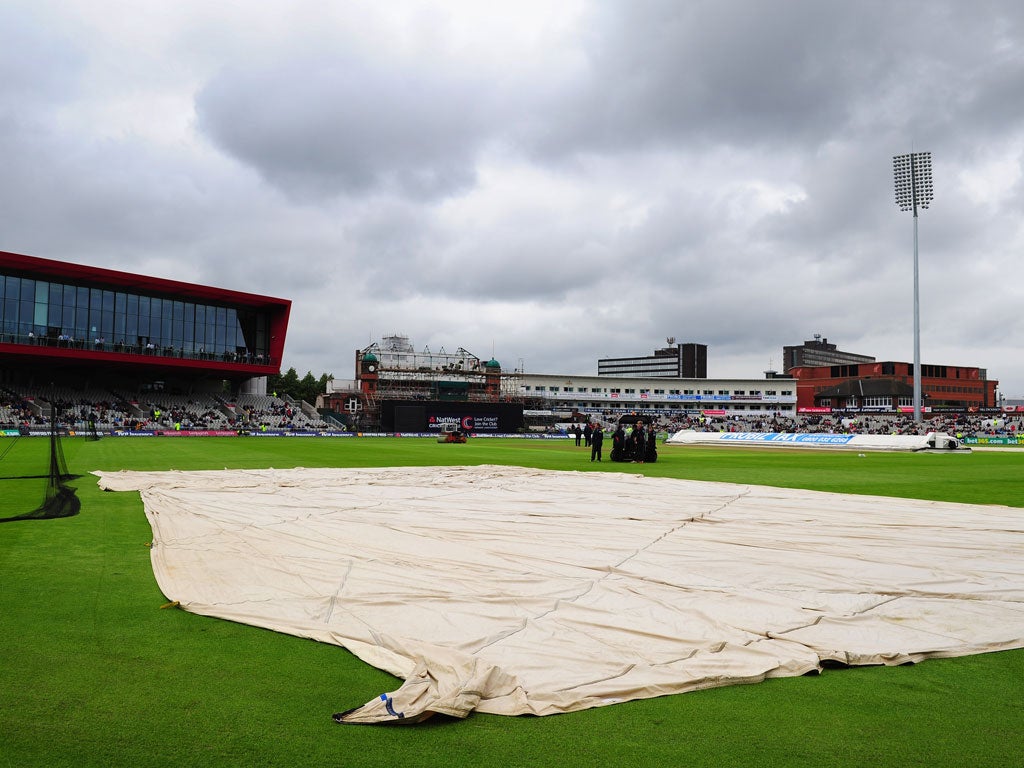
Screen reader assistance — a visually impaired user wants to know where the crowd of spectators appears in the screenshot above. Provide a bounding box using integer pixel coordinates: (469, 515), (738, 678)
(0, 388), (335, 432)
(655, 412), (1023, 438)
(140, 397), (231, 431)
(2, 385), (1021, 438)
(0, 393), (39, 427)
(18, 330), (273, 366)
(0, 388), (134, 430)
(232, 394), (334, 432)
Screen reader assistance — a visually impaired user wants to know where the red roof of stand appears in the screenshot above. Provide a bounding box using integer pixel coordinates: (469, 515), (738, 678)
(0, 249), (292, 378)
(0, 250), (290, 309)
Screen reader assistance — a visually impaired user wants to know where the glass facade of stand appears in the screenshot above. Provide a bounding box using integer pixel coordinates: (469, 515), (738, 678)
(0, 272), (270, 362)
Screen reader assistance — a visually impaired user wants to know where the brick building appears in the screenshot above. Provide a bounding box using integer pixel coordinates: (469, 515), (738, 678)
(790, 360), (998, 413)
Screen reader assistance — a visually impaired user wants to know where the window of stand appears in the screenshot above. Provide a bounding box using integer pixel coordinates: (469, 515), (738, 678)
(0, 272), (272, 363)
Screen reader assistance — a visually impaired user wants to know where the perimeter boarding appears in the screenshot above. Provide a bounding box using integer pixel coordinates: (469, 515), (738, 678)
(665, 430), (966, 452)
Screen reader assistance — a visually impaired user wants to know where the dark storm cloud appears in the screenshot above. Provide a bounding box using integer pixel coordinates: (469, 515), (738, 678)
(522, 1), (871, 157)
(0, 7), (219, 265)
(525, 1), (1024, 162)
(1, 1), (1022, 394)
(0, 123), (226, 268)
(195, 52), (491, 201)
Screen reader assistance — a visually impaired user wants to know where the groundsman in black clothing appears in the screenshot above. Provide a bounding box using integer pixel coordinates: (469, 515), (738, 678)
(645, 425), (658, 463)
(610, 424), (626, 461)
(590, 423), (604, 461)
(630, 421), (646, 462)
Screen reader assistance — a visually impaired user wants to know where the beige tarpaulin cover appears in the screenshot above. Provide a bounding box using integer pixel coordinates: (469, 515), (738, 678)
(95, 465), (1024, 723)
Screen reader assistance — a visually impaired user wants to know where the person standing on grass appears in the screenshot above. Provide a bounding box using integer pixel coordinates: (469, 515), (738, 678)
(610, 423), (625, 461)
(590, 422), (604, 462)
(629, 420), (646, 463)
(645, 424), (658, 463)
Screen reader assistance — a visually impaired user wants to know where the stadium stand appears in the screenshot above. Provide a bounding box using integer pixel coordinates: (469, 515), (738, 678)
(233, 393), (333, 431)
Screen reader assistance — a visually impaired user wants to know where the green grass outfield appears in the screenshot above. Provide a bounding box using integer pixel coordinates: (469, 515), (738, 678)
(1, 436), (1022, 768)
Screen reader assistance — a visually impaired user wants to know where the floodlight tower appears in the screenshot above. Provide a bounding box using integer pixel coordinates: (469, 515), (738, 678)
(893, 151), (933, 423)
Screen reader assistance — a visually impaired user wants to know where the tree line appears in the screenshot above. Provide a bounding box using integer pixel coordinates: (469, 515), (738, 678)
(266, 368), (333, 405)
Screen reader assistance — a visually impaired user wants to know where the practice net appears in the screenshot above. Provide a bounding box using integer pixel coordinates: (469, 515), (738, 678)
(0, 406), (81, 523)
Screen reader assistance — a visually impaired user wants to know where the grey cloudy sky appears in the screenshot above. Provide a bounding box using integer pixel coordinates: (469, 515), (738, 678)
(2, 0), (1023, 396)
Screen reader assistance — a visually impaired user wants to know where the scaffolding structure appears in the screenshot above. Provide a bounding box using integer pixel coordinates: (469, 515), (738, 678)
(368, 334), (483, 372)
(355, 335), (523, 429)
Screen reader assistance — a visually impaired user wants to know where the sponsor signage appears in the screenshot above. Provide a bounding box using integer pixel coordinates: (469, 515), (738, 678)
(110, 430), (354, 437)
(545, 392), (795, 404)
(666, 394), (731, 402)
(249, 431), (355, 437)
(719, 432), (857, 446)
(961, 436), (1024, 446)
(427, 414), (500, 432)
(384, 399), (522, 433)
(152, 430), (239, 437)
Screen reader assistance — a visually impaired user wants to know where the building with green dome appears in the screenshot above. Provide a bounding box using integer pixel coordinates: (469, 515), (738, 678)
(322, 335), (523, 432)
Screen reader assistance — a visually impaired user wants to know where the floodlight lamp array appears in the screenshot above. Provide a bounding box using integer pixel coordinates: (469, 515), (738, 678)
(892, 152), (934, 212)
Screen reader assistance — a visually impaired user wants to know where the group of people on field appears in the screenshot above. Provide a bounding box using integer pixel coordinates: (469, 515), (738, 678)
(572, 420), (657, 464)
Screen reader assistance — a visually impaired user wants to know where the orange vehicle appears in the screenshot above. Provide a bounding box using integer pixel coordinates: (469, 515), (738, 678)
(437, 427), (468, 443)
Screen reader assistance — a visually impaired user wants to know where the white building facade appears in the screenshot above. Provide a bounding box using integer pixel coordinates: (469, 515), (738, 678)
(519, 373), (797, 419)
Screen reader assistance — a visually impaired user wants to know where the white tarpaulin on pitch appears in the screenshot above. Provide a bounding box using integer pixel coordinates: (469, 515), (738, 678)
(94, 465), (1024, 723)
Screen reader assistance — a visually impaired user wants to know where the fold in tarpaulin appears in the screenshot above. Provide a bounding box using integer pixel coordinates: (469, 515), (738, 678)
(94, 466), (1024, 724)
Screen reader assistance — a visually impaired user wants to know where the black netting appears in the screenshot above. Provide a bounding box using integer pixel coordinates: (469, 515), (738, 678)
(0, 406), (81, 523)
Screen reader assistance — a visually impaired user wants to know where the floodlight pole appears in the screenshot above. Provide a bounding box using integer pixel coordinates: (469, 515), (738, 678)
(893, 152), (933, 423)
(912, 203), (921, 422)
